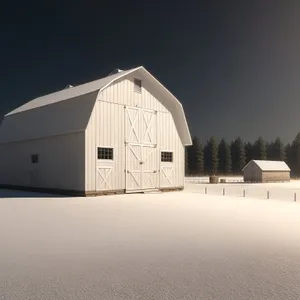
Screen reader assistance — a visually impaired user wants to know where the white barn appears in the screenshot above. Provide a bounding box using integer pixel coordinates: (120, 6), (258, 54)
(0, 67), (192, 196)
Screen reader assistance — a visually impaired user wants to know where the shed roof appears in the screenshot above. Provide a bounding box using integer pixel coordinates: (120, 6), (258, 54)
(243, 160), (291, 171)
(0, 66), (192, 145)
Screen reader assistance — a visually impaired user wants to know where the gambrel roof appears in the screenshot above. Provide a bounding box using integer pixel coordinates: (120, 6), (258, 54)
(242, 160), (290, 172)
(6, 68), (140, 116)
(0, 66), (192, 145)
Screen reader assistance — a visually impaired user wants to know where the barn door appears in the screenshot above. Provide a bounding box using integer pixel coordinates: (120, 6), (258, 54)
(142, 145), (157, 189)
(125, 107), (140, 144)
(125, 144), (158, 191)
(125, 144), (142, 191)
(125, 106), (157, 145)
(125, 106), (158, 192)
(140, 109), (157, 145)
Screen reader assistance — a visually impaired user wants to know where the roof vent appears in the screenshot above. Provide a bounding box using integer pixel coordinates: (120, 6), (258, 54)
(64, 84), (74, 89)
(108, 68), (123, 76)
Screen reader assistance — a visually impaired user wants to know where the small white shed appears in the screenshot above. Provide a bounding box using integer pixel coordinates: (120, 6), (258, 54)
(0, 66), (192, 196)
(243, 160), (290, 183)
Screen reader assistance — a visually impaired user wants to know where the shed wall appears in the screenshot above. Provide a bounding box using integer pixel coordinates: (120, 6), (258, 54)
(0, 132), (85, 191)
(261, 171), (290, 182)
(243, 161), (262, 182)
(85, 74), (184, 192)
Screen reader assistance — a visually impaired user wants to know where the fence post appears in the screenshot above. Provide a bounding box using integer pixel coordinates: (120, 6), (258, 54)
(294, 193), (297, 202)
(243, 189), (246, 198)
(223, 188), (225, 196)
(267, 190), (270, 199)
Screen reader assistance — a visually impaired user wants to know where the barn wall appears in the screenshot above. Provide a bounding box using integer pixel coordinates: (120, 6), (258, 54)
(0, 132), (85, 191)
(85, 101), (125, 192)
(85, 74), (185, 192)
(261, 171), (290, 182)
(157, 111), (184, 188)
(99, 74), (169, 112)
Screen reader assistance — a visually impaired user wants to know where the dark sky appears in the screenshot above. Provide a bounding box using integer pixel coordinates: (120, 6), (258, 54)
(1, 0), (300, 144)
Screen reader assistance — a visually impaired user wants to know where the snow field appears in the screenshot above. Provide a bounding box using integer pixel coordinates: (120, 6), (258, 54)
(0, 189), (300, 299)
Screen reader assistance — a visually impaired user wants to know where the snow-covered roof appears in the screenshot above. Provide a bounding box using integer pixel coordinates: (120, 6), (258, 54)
(6, 67), (140, 116)
(243, 160), (290, 171)
(0, 66), (192, 145)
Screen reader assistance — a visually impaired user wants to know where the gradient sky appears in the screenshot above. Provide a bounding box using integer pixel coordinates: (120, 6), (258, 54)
(1, 1), (300, 144)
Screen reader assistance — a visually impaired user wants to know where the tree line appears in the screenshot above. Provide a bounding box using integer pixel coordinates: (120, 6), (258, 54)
(186, 133), (300, 177)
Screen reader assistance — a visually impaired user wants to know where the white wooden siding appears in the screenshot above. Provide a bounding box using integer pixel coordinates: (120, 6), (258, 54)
(85, 101), (125, 191)
(157, 111), (184, 188)
(0, 132), (85, 190)
(98, 74), (169, 113)
(85, 74), (185, 192)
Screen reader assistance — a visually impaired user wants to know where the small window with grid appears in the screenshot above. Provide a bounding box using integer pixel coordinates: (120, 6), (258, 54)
(134, 78), (142, 93)
(98, 147), (113, 160)
(31, 154), (39, 164)
(161, 151), (173, 162)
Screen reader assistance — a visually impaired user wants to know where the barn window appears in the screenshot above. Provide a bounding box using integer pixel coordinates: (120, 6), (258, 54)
(134, 78), (142, 93)
(98, 147), (113, 160)
(161, 151), (173, 162)
(31, 154), (39, 164)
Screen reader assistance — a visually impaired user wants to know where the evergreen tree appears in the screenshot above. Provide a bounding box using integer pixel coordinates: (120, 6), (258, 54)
(196, 142), (205, 175)
(230, 141), (238, 174)
(253, 136), (267, 160)
(192, 136), (204, 175)
(187, 136), (205, 175)
(204, 140), (210, 175)
(186, 145), (194, 175)
(231, 137), (246, 174)
(266, 141), (274, 160)
(285, 143), (292, 172)
(206, 136), (218, 175)
(218, 139), (232, 175)
(291, 133), (300, 177)
(237, 137), (246, 172)
(272, 137), (285, 161)
(245, 141), (254, 164)
(185, 146), (190, 175)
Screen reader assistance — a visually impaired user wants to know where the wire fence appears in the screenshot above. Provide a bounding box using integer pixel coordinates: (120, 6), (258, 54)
(185, 177), (244, 184)
(185, 184), (299, 203)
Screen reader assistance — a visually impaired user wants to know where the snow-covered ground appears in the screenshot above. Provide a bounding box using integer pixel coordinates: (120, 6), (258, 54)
(0, 188), (300, 299)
